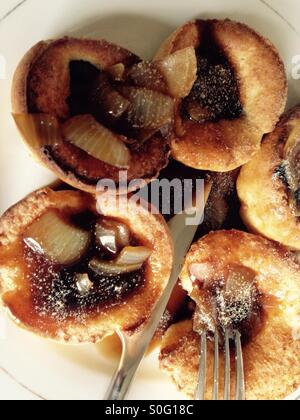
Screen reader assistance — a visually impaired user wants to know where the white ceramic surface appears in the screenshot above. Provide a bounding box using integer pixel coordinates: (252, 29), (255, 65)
(0, 0), (300, 400)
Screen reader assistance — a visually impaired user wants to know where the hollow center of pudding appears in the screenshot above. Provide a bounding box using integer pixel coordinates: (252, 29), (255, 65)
(67, 61), (130, 133)
(16, 209), (148, 326)
(67, 60), (101, 117)
(31, 59), (173, 184)
(192, 264), (264, 344)
(182, 24), (243, 123)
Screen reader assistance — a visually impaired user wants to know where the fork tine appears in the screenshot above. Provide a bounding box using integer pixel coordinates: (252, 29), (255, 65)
(224, 328), (231, 400)
(213, 329), (219, 400)
(235, 330), (246, 400)
(195, 331), (207, 400)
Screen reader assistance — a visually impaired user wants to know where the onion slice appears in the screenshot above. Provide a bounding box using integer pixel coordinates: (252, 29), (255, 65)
(107, 63), (126, 81)
(91, 74), (130, 120)
(89, 245), (151, 276)
(185, 101), (214, 122)
(116, 246), (151, 265)
(89, 257), (143, 276)
(156, 47), (197, 98)
(121, 87), (175, 130)
(74, 273), (94, 296)
(95, 219), (130, 256)
(24, 210), (91, 265)
(12, 113), (62, 149)
(128, 61), (166, 92)
(62, 115), (131, 168)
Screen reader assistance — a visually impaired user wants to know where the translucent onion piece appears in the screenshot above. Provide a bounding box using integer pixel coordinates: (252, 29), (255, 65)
(89, 257), (143, 276)
(12, 113), (62, 149)
(107, 63), (126, 81)
(24, 210), (91, 265)
(116, 246), (151, 265)
(225, 267), (255, 295)
(128, 62), (166, 92)
(189, 263), (215, 282)
(62, 115), (131, 168)
(156, 47), (197, 98)
(74, 273), (94, 296)
(121, 87), (175, 130)
(95, 219), (130, 255)
(186, 101), (214, 122)
(115, 222), (131, 248)
(91, 75), (130, 119)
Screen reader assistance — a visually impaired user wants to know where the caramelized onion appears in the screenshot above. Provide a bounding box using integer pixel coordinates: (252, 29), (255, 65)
(156, 47), (197, 98)
(189, 263), (214, 283)
(89, 257), (143, 276)
(74, 273), (94, 296)
(89, 245), (150, 276)
(128, 61), (166, 92)
(116, 246), (151, 265)
(91, 74), (130, 120)
(95, 219), (130, 256)
(12, 113), (62, 149)
(62, 115), (131, 168)
(283, 123), (300, 213)
(107, 63), (126, 81)
(24, 210), (91, 265)
(185, 101), (214, 122)
(286, 143), (300, 193)
(115, 222), (131, 248)
(121, 87), (175, 129)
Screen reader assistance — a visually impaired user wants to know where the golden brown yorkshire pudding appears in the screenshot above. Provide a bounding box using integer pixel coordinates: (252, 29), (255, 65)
(238, 105), (300, 251)
(12, 37), (192, 193)
(0, 188), (173, 343)
(155, 19), (287, 172)
(160, 230), (300, 400)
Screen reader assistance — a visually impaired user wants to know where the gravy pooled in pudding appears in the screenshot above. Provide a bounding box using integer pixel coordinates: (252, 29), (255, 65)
(182, 23), (243, 123)
(5, 209), (148, 330)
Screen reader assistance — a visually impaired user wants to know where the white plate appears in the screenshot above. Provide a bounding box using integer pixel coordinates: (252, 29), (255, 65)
(0, 0), (300, 401)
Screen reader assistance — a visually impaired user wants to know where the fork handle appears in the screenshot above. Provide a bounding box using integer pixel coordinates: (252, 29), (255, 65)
(104, 183), (212, 400)
(105, 363), (136, 400)
(104, 332), (148, 400)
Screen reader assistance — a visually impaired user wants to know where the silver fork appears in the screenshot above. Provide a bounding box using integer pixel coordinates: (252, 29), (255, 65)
(104, 183), (212, 400)
(195, 328), (245, 401)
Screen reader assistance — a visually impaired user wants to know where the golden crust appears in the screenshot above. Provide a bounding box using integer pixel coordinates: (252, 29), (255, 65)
(160, 230), (300, 400)
(0, 188), (174, 344)
(13, 37), (138, 118)
(212, 19), (287, 134)
(12, 37), (170, 194)
(12, 41), (50, 114)
(237, 105), (300, 251)
(38, 136), (170, 194)
(155, 19), (287, 172)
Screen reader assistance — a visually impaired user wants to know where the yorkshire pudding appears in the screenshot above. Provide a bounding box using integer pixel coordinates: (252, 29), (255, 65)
(12, 38), (175, 193)
(0, 188), (173, 343)
(238, 105), (300, 251)
(160, 230), (300, 400)
(155, 19), (287, 172)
